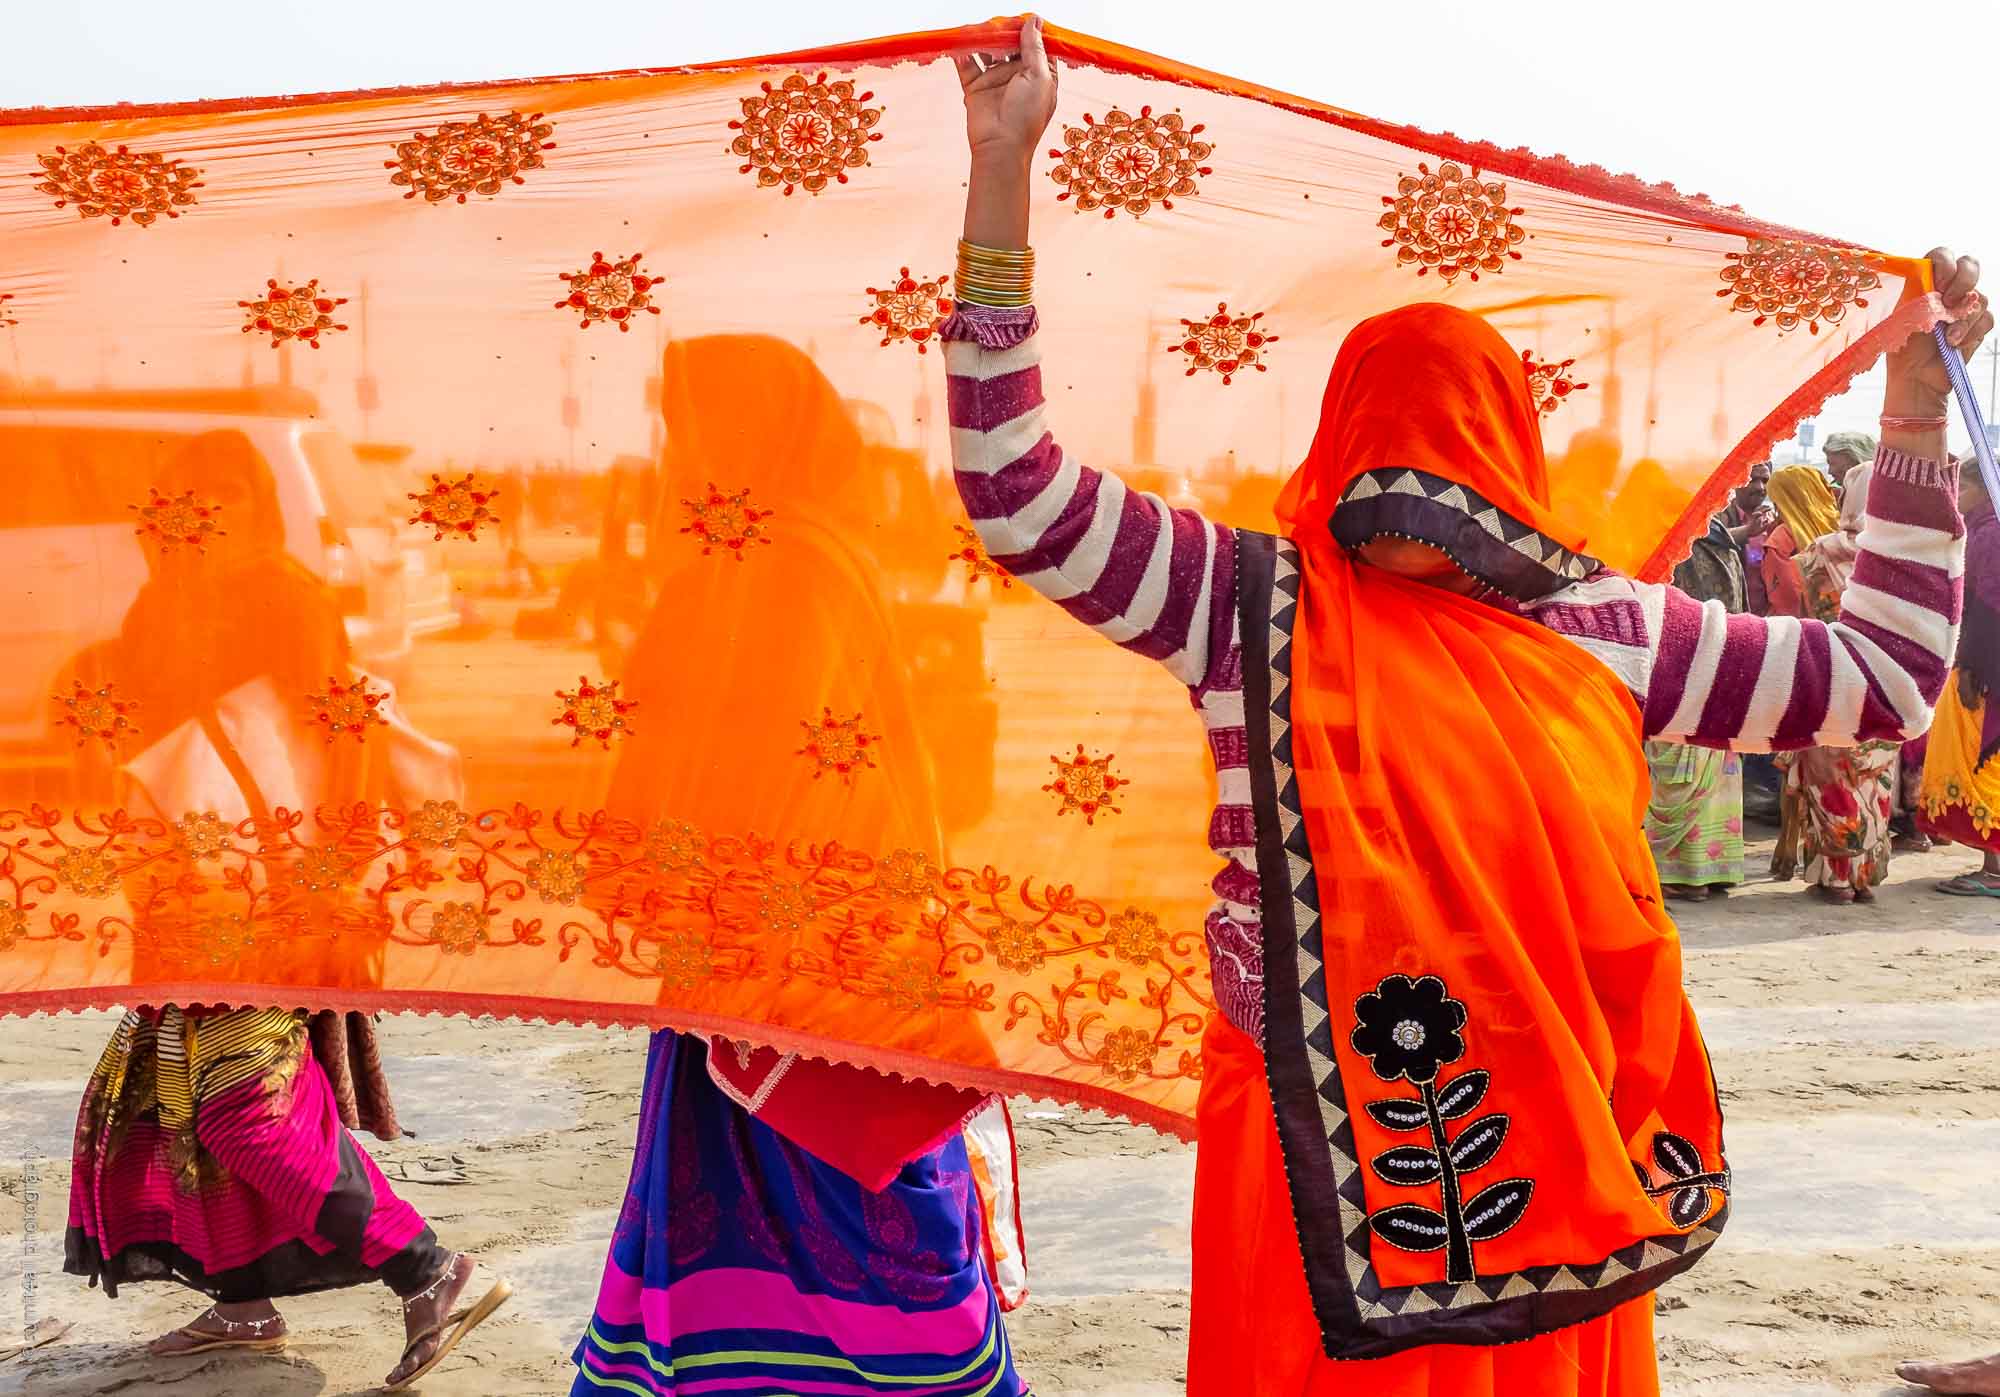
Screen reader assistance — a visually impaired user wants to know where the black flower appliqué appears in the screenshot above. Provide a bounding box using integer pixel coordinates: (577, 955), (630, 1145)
(1352, 973), (1467, 1085)
(1353, 972), (1529, 1284)
(1636, 1131), (1730, 1229)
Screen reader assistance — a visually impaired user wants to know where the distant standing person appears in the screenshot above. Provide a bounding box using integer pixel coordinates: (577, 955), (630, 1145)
(1919, 457), (2000, 895)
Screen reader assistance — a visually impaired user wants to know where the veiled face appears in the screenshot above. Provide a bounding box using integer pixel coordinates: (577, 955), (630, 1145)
(1355, 536), (1482, 595)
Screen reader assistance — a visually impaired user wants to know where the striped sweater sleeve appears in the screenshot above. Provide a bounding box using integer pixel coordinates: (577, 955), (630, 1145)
(1639, 446), (1964, 750)
(942, 305), (1235, 690)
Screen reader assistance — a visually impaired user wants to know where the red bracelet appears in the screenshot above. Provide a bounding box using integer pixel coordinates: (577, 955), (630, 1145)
(1879, 414), (1949, 430)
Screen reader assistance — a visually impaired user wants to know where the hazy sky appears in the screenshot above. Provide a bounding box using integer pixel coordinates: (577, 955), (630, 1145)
(10, 0), (2000, 447)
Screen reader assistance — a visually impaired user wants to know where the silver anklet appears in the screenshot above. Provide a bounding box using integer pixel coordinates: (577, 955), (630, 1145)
(401, 1254), (463, 1311)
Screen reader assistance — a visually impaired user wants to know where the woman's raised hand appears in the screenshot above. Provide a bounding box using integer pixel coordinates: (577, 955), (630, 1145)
(1887, 248), (1991, 414)
(954, 17), (1060, 172)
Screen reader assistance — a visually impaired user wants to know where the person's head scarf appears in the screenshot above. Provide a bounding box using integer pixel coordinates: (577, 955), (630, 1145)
(1822, 430), (1878, 473)
(1766, 464), (1840, 547)
(1257, 302), (1724, 1319)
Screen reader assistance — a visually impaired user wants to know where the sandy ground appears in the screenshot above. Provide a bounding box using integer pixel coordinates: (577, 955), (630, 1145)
(2, 829), (1997, 1397)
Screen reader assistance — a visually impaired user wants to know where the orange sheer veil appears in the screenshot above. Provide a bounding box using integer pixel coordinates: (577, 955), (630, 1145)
(1268, 303), (1725, 1295)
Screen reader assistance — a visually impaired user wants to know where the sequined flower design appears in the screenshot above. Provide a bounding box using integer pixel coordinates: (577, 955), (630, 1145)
(386, 111), (554, 203)
(131, 489), (223, 551)
(1170, 303), (1277, 383)
(30, 142), (203, 226)
(408, 473), (498, 542)
(240, 279), (348, 348)
(1045, 745), (1125, 824)
(305, 676), (388, 744)
(198, 912), (256, 965)
(1635, 1131), (1731, 1229)
(798, 708), (879, 783)
(886, 957), (944, 1011)
(0, 900), (27, 951)
(407, 799), (470, 850)
(177, 812), (234, 861)
(525, 849), (585, 905)
(758, 880), (818, 933)
(1353, 972), (1528, 1284)
(54, 680), (139, 751)
(290, 845), (351, 894)
(1048, 107), (1213, 220)
(985, 916), (1049, 974)
(1718, 238), (1881, 335)
(1379, 162), (1526, 282)
(430, 902), (490, 955)
(875, 848), (937, 902)
(1522, 351), (1589, 416)
(681, 484), (773, 558)
(56, 847), (118, 898)
(652, 931), (715, 990)
(1095, 1025), (1156, 1081)
(556, 251), (661, 331)
(1106, 907), (1164, 965)
(554, 677), (637, 749)
(1352, 973), (1467, 1084)
(862, 268), (953, 353)
(729, 72), (883, 196)
(949, 524), (1010, 588)
(643, 819), (704, 873)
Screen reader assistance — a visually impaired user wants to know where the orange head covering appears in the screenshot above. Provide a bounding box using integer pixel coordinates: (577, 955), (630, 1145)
(1257, 302), (1727, 1349)
(1278, 303), (1594, 598)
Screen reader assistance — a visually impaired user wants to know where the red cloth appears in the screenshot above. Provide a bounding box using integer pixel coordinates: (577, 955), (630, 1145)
(705, 1039), (984, 1192)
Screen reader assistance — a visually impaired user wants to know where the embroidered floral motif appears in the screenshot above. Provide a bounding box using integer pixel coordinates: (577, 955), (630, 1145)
(240, 279), (348, 348)
(1106, 907), (1164, 965)
(289, 845), (350, 894)
(556, 251), (661, 331)
(0, 901), (26, 951)
(406, 799), (469, 851)
(986, 916), (1048, 974)
(1354, 973), (1530, 1284)
(56, 847), (118, 898)
(681, 484), (773, 558)
(1522, 351), (1589, 416)
(1095, 1025), (1157, 1081)
(1170, 303), (1277, 383)
(797, 708), (878, 783)
(728, 72), (883, 196)
(1636, 1130), (1731, 1229)
(875, 849), (937, 902)
(862, 268), (953, 352)
(386, 112), (554, 203)
(305, 676), (388, 744)
(131, 489), (223, 551)
(759, 879), (818, 933)
(1718, 238), (1880, 334)
(1046, 744), (1125, 824)
(949, 524), (1011, 587)
(651, 931), (716, 990)
(429, 901), (490, 955)
(54, 681), (139, 752)
(408, 473), (498, 542)
(554, 677), (637, 750)
(643, 820), (704, 873)
(524, 848), (585, 905)
(1048, 107), (1213, 220)
(176, 813), (233, 861)
(885, 957), (944, 1010)
(198, 912), (256, 965)
(31, 143), (203, 226)
(1378, 162), (1526, 282)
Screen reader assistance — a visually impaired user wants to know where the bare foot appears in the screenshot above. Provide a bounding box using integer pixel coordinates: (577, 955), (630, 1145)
(384, 1253), (512, 1390)
(1898, 1353), (2000, 1395)
(148, 1302), (287, 1356)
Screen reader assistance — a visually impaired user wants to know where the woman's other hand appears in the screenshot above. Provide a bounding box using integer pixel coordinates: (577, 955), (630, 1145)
(1886, 248), (1991, 416)
(956, 17), (1058, 249)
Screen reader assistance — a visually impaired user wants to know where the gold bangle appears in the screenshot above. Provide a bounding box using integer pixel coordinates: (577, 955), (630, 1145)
(957, 237), (1033, 263)
(954, 238), (1035, 308)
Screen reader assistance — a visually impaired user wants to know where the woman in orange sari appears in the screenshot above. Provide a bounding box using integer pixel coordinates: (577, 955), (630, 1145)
(949, 22), (1986, 1393)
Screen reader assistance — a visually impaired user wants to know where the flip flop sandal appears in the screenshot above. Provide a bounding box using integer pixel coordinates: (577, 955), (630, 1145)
(383, 1263), (513, 1393)
(1938, 875), (2000, 898)
(152, 1308), (287, 1356)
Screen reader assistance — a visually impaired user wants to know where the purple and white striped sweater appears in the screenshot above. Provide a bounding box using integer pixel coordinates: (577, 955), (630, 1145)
(943, 306), (1965, 1043)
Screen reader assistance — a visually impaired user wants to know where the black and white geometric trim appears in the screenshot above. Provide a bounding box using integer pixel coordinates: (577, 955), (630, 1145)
(1239, 529), (1727, 1360)
(1330, 467), (1598, 602)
